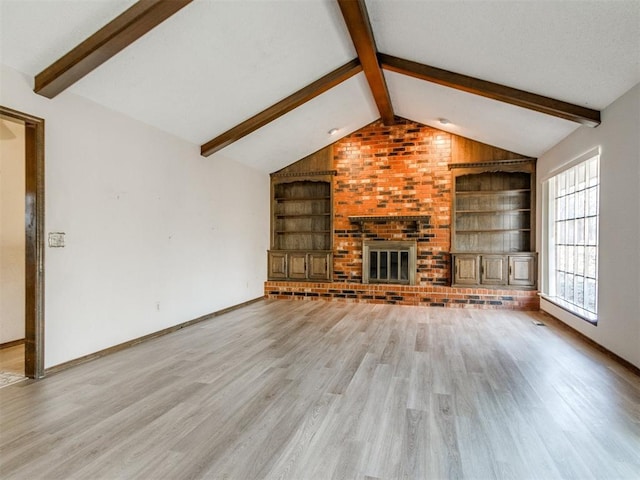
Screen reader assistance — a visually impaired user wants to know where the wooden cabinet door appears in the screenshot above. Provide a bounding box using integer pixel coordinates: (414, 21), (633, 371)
(508, 255), (536, 287)
(268, 251), (287, 280)
(308, 252), (331, 281)
(481, 255), (507, 285)
(288, 252), (308, 279)
(454, 255), (480, 285)
(268, 251), (332, 281)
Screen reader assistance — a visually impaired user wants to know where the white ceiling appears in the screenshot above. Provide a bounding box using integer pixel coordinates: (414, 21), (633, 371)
(1, 0), (639, 173)
(368, 0), (640, 110)
(386, 71), (579, 157)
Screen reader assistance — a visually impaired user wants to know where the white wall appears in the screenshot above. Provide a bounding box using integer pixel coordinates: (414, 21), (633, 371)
(0, 65), (270, 369)
(0, 118), (26, 344)
(537, 82), (640, 368)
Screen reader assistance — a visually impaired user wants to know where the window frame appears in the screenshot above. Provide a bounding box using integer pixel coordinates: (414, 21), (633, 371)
(541, 148), (600, 324)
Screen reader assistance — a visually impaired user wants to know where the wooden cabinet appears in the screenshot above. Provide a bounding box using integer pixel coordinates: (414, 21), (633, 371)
(268, 157), (335, 281)
(453, 254), (480, 285)
(267, 251), (332, 281)
(450, 159), (537, 289)
(481, 255), (507, 285)
(508, 254), (536, 287)
(268, 251), (288, 279)
(287, 252), (308, 279)
(307, 252), (331, 280)
(453, 253), (536, 288)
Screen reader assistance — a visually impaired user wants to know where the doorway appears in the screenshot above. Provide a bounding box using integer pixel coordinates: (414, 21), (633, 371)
(0, 106), (45, 379)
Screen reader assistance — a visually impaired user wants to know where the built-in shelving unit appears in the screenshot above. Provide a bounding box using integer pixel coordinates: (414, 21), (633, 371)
(268, 145), (335, 282)
(273, 181), (331, 251)
(450, 159), (537, 289)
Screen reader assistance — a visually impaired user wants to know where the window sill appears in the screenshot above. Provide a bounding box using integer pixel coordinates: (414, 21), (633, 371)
(539, 294), (598, 325)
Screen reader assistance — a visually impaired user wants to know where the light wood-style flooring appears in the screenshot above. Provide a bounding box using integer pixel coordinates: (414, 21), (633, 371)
(0, 344), (24, 376)
(1, 300), (639, 479)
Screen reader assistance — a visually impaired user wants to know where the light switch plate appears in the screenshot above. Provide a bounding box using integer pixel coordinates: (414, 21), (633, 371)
(48, 232), (65, 248)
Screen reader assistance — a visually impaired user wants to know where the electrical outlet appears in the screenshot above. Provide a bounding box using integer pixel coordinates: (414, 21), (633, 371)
(48, 232), (65, 248)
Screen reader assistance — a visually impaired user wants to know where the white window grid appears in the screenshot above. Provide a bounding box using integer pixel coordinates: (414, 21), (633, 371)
(550, 155), (599, 316)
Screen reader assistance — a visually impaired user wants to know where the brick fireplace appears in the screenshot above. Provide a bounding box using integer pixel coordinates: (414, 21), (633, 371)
(265, 118), (539, 310)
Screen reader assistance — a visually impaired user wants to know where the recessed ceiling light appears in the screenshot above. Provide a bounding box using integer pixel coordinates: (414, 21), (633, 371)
(438, 118), (451, 125)
(328, 128), (339, 135)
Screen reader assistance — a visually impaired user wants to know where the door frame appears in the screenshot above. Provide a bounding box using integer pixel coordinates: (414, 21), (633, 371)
(1, 106), (45, 378)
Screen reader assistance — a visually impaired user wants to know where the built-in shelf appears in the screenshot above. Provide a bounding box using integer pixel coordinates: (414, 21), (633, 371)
(456, 209), (531, 214)
(276, 213), (331, 218)
(270, 176), (333, 280)
(451, 160), (537, 289)
(268, 148), (335, 282)
(275, 196), (331, 202)
(275, 230), (332, 234)
(455, 189), (531, 196)
(449, 159), (535, 170)
(457, 229), (531, 234)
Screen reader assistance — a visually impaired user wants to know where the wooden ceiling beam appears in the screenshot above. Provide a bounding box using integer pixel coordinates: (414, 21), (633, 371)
(201, 59), (363, 157)
(34, 0), (193, 99)
(379, 53), (601, 127)
(337, 0), (395, 125)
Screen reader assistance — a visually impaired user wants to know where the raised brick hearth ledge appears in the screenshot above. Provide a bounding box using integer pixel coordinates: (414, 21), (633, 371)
(264, 282), (539, 311)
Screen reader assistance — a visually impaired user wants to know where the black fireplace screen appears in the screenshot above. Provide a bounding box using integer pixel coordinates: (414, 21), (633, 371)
(369, 250), (410, 283)
(362, 241), (417, 285)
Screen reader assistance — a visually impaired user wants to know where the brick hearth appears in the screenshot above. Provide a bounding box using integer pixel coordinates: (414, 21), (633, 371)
(265, 281), (539, 310)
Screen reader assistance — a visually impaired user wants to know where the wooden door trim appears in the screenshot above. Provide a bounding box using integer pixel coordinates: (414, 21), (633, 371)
(0, 106), (45, 379)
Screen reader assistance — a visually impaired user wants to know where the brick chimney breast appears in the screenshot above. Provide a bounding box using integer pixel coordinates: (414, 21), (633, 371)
(333, 119), (451, 286)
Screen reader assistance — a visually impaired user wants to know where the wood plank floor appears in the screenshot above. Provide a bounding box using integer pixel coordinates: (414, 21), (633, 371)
(1, 300), (639, 479)
(0, 344), (24, 376)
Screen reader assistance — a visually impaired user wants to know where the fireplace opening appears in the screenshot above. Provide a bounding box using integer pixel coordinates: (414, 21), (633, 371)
(362, 241), (417, 285)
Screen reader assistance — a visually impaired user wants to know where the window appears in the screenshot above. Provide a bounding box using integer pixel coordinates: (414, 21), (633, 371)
(543, 151), (599, 323)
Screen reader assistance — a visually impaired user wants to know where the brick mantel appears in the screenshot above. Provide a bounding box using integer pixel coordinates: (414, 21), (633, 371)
(348, 215), (431, 232)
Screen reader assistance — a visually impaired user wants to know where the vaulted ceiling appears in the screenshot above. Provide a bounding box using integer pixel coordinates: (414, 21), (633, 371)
(1, 0), (639, 173)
